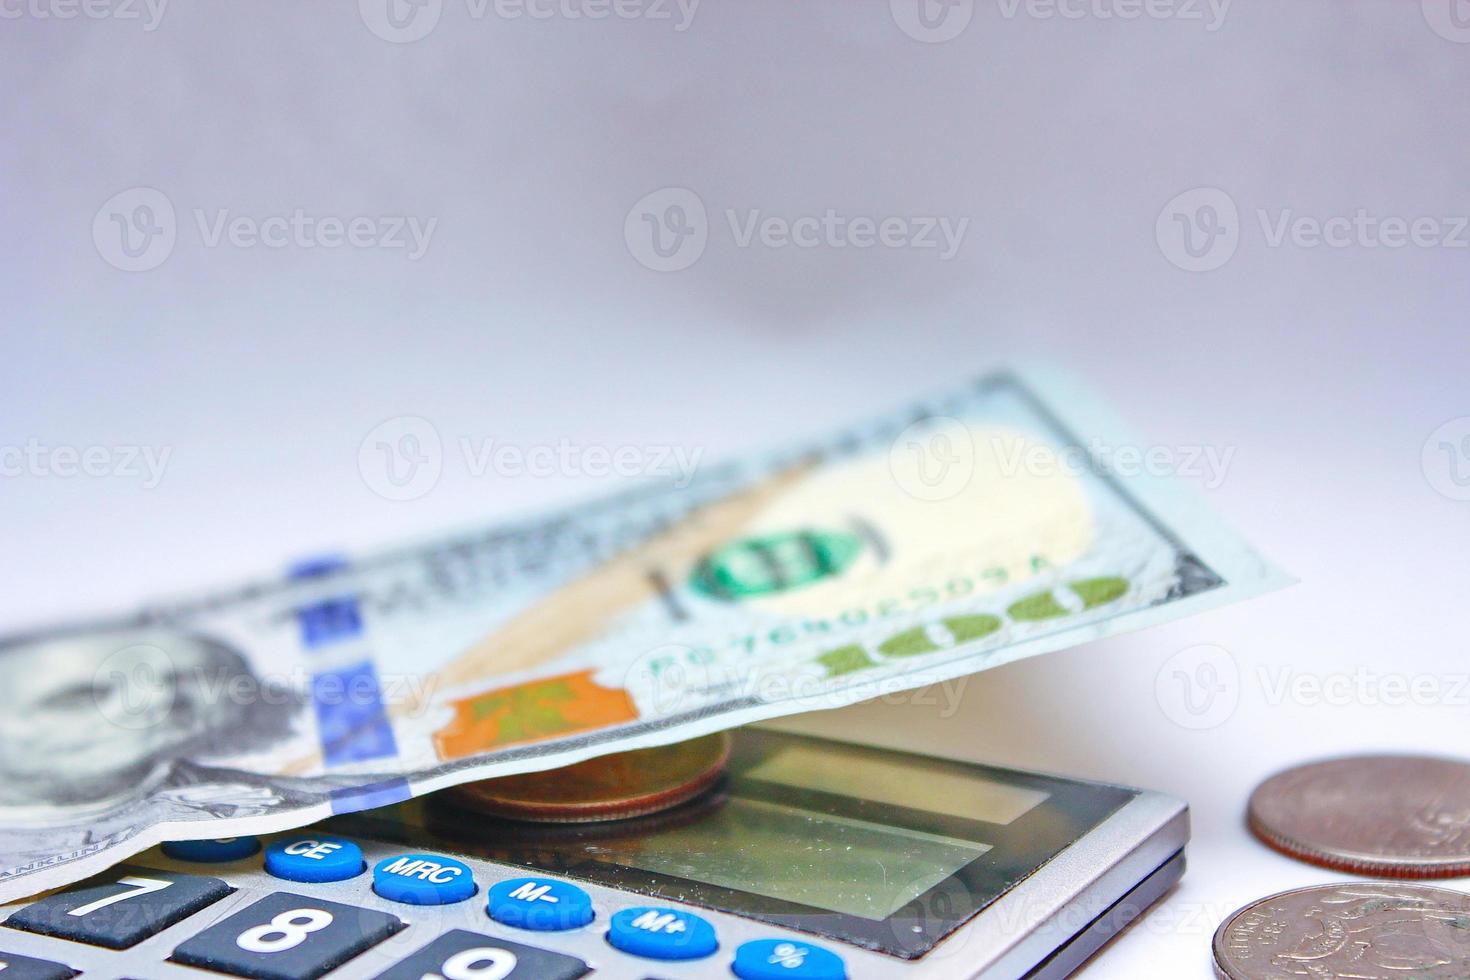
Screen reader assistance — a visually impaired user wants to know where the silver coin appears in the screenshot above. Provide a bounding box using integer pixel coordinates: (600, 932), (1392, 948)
(1212, 882), (1470, 979)
(1248, 755), (1470, 877)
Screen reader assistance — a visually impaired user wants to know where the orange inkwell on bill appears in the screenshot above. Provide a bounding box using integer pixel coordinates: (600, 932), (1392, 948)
(432, 669), (638, 760)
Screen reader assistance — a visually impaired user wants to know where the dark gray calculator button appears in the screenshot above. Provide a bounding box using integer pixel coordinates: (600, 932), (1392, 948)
(370, 928), (590, 980)
(172, 891), (402, 980)
(0, 950), (78, 979)
(3, 865), (231, 949)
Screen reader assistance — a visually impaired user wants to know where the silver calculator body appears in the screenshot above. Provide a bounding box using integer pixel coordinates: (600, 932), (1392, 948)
(0, 729), (1187, 979)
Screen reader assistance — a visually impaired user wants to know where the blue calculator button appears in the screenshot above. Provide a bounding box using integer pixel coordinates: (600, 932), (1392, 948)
(607, 907), (718, 960)
(732, 939), (847, 980)
(487, 877), (594, 931)
(162, 837), (261, 862)
(372, 854), (476, 905)
(265, 836), (364, 883)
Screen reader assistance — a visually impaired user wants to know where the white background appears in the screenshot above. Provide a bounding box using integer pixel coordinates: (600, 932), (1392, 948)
(4, 1), (1470, 975)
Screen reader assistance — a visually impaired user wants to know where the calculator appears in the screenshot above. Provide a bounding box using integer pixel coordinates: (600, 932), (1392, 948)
(0, 729), (1187, 979)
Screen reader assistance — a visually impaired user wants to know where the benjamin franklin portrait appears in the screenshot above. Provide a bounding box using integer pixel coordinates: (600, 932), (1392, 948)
(0, 624), (302, 823)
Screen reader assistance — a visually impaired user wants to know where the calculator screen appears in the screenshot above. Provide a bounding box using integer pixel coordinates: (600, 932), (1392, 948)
(330, 730), (1136, 958)
(590, 795), (992, 919)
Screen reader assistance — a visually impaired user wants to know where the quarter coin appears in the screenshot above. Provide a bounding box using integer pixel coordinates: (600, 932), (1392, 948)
(1248, 755), (1470, 877)
(1212, 882), (1470, 979)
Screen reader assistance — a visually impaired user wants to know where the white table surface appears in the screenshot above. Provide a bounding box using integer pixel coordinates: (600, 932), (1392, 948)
(4, 1), (1469, 975)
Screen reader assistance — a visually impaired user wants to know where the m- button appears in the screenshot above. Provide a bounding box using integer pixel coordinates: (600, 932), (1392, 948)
(486, 877), (594, 932)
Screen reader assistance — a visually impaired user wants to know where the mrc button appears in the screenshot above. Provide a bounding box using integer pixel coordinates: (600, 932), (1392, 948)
(373, 854), (476, 905)
(607, 907), (718, 960)
(265, 836), (364, 883)
(731, 939), (847, 980)
(487, 878), (594, 931)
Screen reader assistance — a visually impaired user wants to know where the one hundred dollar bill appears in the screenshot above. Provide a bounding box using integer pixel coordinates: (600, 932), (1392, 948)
(0, 368), (1285, 902)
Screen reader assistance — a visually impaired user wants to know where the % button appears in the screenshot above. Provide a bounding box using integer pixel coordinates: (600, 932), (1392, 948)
(732, 939), (847, 980)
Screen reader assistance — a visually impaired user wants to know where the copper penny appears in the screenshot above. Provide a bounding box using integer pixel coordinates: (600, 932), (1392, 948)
(446, 732), (731, 823)
(1212, 882), (1470, 979)
(1248, 755), (1470, 878)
